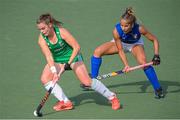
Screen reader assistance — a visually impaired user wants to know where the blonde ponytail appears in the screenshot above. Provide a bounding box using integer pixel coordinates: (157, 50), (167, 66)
(121, 7), (136, 24)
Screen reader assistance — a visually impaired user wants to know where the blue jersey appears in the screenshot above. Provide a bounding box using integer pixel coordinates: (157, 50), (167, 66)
(115, 23), (141, 44)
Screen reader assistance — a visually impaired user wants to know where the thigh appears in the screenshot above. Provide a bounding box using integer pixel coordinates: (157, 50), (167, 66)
(71, 61), (92, 86)
(41, 63), (63, 84)
(94, 41), (118, 57)
(131, 45), (147, 64)
(41, 64), (53, 84)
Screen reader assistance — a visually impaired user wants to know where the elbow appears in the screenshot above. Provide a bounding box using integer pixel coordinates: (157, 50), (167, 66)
(75, 44), (81, 53)
(77, 45), (81, 52)
(118, 49), (124, 54)
(152, 38), (159, 45)
(151, 36), (158, 43)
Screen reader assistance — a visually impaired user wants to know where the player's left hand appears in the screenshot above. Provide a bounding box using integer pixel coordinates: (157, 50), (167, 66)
(64, 63), (72, 70)
(152, 54), (160, 65)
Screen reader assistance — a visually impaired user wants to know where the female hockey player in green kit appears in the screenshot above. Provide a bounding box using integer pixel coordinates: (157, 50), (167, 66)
(36, 13), (120, 111)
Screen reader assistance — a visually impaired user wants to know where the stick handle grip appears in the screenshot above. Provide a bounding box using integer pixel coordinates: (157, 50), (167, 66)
(52, 69), (64, 85)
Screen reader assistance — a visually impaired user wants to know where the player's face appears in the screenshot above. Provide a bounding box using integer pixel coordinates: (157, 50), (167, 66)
(37, 22), (52, 36)
(120, 19), (133, 33)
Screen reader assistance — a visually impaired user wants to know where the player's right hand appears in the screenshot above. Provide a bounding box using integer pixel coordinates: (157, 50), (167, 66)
(123, 65), (130, 73)
(52, 73), (59, 82)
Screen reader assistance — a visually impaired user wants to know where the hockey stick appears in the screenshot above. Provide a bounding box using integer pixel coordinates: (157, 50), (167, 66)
(33, 70), (64, 117)
(96, 62), (153, 80)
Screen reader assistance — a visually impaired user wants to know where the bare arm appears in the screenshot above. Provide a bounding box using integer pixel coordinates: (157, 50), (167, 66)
(113, 28), (129, 67)
(60, 28), (80, 64)
(139, 25), (159, 55)
(38, 35), (55, 68)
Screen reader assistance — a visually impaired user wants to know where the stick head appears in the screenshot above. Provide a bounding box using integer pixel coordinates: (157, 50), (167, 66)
(33, 110), (43, 117)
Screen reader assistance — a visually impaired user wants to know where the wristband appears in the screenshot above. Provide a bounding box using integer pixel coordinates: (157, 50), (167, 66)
(50, 66), (57, 73)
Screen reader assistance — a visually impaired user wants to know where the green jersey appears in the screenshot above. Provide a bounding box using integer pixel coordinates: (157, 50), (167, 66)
(41, 25), (83, 63)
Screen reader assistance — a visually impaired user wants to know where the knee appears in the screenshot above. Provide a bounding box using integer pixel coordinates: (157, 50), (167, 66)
(139, 61), (151, 70)
(138, 58), (147, 65)
(93, 47), (103, 57)
(40, 74), (51, 85)
(139, 61), (146, 65)
(81, 79), (92, 87)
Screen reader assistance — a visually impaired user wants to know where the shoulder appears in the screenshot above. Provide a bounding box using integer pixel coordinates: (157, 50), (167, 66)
(113, 27), (118, 34)
(38, 34), (46, 45)
(115, 22), (121, 30)
(138, 24), (148, 35)
(113, 27), (120, 39)
(114, 22), (123, 37)
(115, 22), (120, 27)
(59, 27), (69, 34)
(59, 27), (72, 39)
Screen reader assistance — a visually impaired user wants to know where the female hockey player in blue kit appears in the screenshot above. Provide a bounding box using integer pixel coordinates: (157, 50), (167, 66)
(83, 7), (164, 99)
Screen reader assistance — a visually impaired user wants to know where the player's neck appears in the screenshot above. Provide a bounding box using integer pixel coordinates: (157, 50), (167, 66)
(48, 29), (55, 39)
